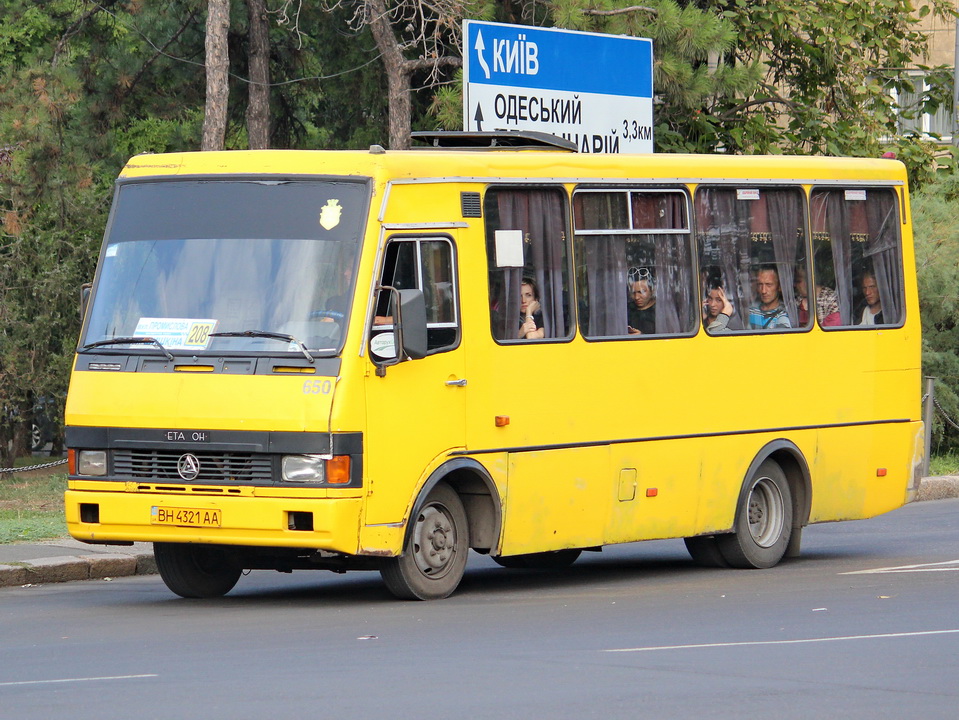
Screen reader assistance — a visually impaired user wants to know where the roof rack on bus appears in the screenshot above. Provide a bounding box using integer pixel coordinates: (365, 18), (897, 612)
(410, 131), (578, 152)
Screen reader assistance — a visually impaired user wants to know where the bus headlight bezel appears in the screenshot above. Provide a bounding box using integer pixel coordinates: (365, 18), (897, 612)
(77, 450), (108, 476)
(281, 454), (328, 483)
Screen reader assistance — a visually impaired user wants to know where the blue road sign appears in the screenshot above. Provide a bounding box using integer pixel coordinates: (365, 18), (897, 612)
(463, 21), (654, 153)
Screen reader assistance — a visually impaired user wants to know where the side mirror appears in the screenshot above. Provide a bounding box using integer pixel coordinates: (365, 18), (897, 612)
(80, 282), (92, 321)
(371, 287), (427, 375)
(397, 289), (427, 360)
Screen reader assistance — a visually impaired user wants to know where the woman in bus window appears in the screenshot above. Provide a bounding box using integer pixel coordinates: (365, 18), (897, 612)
(627, 267), (656, 335)
(519, 277), (545, 339)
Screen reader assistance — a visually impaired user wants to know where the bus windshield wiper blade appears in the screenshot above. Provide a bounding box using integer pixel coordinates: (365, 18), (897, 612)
(80, 336), (175, 361)
(209, 330), (315, 364)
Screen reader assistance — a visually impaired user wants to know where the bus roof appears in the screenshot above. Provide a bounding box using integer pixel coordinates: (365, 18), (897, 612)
(119, 147), (908, 186)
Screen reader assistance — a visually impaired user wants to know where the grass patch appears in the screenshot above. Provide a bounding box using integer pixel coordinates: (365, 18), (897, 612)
(0, 469), (68, 544)
(929, 451), (959, 477)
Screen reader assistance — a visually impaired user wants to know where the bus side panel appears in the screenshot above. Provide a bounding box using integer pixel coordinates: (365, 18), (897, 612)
(498, 446), (609, 555)
(605, 440), (704, 543)
(810, 421), (921, 522)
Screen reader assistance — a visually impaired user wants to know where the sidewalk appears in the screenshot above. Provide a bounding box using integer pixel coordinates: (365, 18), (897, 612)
(2, 475), (957, 589)
(0, 539), (156, 588)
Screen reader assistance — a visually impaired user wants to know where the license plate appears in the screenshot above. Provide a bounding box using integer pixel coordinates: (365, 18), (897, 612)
(151, 506), (222, 528)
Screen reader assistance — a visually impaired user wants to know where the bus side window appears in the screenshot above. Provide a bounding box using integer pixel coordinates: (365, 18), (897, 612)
(372, 236), (459, 353)
(484, 187), (572, 343)
(695, 186), (807, 332)
(810, 188), (903, 328)
(573, 189), (696, 339)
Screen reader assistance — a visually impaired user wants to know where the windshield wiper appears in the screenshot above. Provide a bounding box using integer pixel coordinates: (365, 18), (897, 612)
(209, 330), (315, 364)
(80, 336), (175, 361)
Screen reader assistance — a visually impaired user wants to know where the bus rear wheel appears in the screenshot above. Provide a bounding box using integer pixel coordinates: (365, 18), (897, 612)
(717, 460), (793, 569)
(492, 549), (582, 569)
(154, 542), (242, 598)
(380, 484), (469, 600)
(683, 536), (729, 568)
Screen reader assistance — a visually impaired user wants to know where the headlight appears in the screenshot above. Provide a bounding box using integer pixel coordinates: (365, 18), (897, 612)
(281, 454), (328, 482)
(78, 450), (107, 476)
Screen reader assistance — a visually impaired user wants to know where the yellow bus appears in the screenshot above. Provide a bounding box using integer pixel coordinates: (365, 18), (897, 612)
(65, 132), (924, 600)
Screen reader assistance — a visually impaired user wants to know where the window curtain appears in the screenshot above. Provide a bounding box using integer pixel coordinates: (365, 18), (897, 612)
(765, 190), (805, 327)
(811, 190), (854, 325)
(864, 192), (902, 323)
(584, 235), (628, 336)
(493, 189), (568, 339)
(695, 188), (752, 331)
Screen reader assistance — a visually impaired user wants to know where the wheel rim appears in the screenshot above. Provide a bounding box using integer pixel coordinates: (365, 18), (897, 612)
(409, 502), (458, 580)
(746, 476), (785, 548)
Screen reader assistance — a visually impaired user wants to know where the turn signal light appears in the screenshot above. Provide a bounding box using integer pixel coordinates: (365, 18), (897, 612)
(327, 455), (351, 484)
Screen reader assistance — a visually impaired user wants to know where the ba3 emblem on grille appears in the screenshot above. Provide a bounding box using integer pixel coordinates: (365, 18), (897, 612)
(177, 453), (201, 481)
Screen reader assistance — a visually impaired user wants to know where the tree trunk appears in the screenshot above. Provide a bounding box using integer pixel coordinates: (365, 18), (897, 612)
(367, 0), (411, 149)
(246, 0), (270, 149)
(202, 0), (231, 151)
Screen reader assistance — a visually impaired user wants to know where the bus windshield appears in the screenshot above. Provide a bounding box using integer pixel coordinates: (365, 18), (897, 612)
(81, 178), (369, 354)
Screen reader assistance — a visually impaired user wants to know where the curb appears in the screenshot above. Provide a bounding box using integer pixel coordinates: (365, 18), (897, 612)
(1, 476), (957, 589)
(0, 552), (157, 588)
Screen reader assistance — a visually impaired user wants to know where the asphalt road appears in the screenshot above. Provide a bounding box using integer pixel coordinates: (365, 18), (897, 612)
(2, 499), (957, 720)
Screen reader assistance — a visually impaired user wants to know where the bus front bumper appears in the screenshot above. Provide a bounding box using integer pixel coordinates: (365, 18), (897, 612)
(65, 487), (365, 553)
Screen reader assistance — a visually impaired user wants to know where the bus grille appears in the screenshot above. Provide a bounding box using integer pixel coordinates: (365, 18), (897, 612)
(112, 450), (273, 483)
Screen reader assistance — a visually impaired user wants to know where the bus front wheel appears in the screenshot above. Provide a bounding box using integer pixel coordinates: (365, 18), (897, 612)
(154, 542), (242, 598)
(380, 484), (469, 600)
(717, 460), (793, 569)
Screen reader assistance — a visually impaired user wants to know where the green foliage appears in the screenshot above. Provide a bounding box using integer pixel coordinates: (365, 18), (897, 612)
(929, 451), (959, 476)
(911, 173), (959, 454)
(0, 471), (66, 543)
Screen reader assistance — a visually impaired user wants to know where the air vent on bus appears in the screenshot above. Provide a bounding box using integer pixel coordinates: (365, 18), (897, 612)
(461, 192), (482, 218)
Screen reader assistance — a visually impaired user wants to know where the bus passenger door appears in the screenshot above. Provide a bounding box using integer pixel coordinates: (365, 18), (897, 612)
(362, 235), (466, 526)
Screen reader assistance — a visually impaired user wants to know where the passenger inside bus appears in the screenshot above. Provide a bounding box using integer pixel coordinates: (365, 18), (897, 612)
(856, 269), (884, 325)
(794, 264), (840, 327)
(748, 265), (791, 330)
(703, 277), (734, 333)
(627, 266), (656, 335)
(518, 277), (545, 340)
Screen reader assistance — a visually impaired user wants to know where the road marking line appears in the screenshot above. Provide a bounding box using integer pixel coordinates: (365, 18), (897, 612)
(0, 674), (157, 688)
(841, 559), (959, 575)
(604, 629), (959, 653)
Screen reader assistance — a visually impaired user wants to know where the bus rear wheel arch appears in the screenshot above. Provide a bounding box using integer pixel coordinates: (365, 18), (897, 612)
(716, 459), (794, 569)
(380, 483), (469, 600)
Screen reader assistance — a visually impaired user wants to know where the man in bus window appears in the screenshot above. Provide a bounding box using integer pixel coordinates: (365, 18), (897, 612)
(748, 265), (791, 330)
(856, 270), (884, 325)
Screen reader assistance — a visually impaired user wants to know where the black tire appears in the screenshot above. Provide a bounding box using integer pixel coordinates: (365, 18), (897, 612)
(154, 542), (242, 598)
(380, 484), (469, 600)
(717, 459), (793, 569)
(684, 536), (730, 568)
(491, 549), (582, 569)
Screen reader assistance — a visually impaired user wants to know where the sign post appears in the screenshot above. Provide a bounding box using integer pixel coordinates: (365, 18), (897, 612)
(463, 20), (654, 153)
